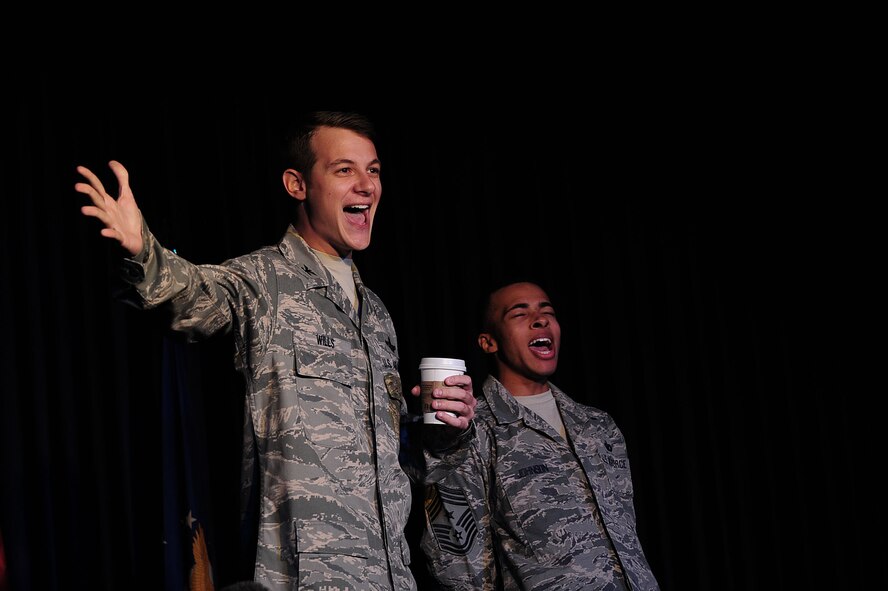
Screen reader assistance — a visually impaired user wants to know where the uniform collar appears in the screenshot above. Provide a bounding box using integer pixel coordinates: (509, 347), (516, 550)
(280, 226), (365, 288)
(482, 375), (534, 426)
(280, 226), (364, 323)
(482, 374), (600, 437)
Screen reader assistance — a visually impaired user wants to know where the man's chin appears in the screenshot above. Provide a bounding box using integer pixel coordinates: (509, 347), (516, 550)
(346, 235), (372, 252)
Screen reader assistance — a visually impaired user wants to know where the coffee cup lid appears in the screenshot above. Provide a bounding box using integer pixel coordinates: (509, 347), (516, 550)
(419, 357), (466, 372)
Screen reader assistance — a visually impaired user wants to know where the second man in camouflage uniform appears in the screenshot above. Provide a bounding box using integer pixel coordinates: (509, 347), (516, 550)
(421, 281), (659, 590)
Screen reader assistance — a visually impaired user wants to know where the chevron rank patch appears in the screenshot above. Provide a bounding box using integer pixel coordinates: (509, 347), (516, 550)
(425, 482), (479, 555)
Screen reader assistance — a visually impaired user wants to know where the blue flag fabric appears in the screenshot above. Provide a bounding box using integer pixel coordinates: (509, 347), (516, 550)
(162, 337), (216, 590)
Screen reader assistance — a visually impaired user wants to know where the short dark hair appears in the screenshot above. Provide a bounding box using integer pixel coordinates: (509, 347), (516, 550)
(282, 111), (377, 176)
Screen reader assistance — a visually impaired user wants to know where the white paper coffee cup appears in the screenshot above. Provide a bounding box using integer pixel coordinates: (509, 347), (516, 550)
(419, 357), (466, 424)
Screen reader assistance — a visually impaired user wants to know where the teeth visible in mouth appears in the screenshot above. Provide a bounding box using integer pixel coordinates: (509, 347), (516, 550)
(530, 338), (552, 348)
(344, 204), (369, 213)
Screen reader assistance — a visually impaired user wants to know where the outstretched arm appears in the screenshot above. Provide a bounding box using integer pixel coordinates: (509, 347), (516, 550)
(74, 160), (143, 257)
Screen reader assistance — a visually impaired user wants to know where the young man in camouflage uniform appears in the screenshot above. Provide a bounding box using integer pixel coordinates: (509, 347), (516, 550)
(74, 111), (477, 591)
(421, 281), (658, 590)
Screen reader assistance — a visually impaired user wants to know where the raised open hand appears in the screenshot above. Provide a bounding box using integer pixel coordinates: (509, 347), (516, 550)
(74, 160), (143, 257)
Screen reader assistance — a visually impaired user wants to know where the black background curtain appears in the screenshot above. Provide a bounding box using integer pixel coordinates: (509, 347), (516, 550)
(0, 64), (880, 590)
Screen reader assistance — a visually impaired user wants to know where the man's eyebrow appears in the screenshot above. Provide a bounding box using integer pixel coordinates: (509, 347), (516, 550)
(504, 301), (554, 315)
(504, 302), (530, 314)
(327, 158), (381, 168)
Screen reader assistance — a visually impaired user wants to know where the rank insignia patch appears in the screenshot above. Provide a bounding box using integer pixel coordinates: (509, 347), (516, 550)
(425, 483), (479, 555)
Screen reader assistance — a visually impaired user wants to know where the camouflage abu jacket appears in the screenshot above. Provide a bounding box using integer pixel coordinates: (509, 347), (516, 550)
(119, 222), (415, 591)
(421, 375), (659, 591)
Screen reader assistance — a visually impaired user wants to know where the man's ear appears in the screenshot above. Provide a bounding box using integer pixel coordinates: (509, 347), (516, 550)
(283, 169), (306, 201)
(478, 332), (498, 354)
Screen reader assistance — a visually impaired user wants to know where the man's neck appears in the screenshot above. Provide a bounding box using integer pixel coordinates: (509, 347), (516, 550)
(293, 220), (352, 258)
(498, 373), (549, 397)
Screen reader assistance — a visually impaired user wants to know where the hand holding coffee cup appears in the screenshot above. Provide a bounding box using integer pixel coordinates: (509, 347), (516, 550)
(419, 357), (467, 425)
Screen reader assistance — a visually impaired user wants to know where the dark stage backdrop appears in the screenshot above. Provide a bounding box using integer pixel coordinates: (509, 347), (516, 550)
(0, 71), (879, 590)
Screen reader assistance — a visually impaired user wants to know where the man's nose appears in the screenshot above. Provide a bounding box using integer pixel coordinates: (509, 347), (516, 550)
(354, 172), (377, 194)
